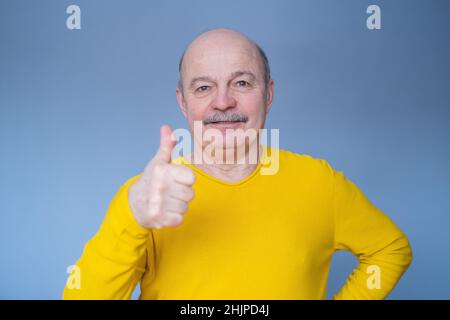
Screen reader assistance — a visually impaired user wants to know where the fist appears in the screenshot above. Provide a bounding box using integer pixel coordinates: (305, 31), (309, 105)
(128, 125), (196, 229)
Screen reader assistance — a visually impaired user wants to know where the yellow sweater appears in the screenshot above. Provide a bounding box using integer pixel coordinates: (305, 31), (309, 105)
(63, 148), (412, 300)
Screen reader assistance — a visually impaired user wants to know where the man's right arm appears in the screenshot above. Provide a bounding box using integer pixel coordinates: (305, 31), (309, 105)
(62, 125), (196, 299)
(62, 174), (151, 299)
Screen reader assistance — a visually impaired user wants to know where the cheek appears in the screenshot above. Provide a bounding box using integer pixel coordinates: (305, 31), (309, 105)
(185, 100), (208, 121)
(237, 93), (266, 117)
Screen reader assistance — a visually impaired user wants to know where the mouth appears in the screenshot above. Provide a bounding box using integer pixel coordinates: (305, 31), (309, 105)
(205, 121), (246, 129)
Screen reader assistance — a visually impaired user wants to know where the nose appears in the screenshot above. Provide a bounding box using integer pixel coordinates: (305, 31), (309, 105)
(211, 86), (237, 111)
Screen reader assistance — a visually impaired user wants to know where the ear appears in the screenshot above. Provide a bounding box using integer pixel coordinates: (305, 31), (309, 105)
(265, 79), (274, 114)
(176, 87), (188, 118)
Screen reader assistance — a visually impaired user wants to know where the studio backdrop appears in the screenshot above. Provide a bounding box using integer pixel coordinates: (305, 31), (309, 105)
(0, 0), (449, 299)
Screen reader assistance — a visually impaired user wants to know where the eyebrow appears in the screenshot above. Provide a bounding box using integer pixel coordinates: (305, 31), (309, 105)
(189, 70), (257, 89)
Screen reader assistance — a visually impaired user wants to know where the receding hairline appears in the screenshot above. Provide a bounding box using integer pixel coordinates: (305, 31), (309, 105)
(177, 29), (271, 90)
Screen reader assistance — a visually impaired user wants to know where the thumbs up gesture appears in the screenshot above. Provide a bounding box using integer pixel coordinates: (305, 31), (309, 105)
(128, 125), (196, 229)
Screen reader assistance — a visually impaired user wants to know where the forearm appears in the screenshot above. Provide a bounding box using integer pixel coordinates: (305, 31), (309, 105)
(329, 165), (413, 300)
(63, 175), (151, 299)
(333, 232), (413, 300)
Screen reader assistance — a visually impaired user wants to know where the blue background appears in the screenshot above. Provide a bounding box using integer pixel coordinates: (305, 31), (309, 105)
(1, 0), (449, 299)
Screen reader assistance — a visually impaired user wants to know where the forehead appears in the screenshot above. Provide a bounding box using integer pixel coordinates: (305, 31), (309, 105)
(182, 40), (263, 80)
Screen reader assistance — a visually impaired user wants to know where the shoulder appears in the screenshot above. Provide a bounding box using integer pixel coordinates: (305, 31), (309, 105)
(272, 147), (337, 177)
(265, 147), (338, 195)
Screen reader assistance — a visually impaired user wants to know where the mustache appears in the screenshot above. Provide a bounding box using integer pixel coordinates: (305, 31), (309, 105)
(202, 112), (249, 125)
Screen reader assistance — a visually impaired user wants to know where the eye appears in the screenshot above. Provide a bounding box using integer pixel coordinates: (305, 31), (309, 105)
(236, 80), (250, 87)
(196, 85), (210, 93)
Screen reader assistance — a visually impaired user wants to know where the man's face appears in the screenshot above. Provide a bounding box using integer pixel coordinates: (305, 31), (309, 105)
(176, 33), (274, 153)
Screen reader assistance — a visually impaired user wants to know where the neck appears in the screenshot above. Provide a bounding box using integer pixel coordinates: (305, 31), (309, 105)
(195, 159), (258, 184)
(185, 143), (262, 183)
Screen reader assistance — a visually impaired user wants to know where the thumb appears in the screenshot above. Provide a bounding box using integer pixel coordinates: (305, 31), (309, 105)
(155, 125), (176, 163)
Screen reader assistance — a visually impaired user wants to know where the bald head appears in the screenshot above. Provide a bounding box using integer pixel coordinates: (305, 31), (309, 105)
(177, 28), (271, 93)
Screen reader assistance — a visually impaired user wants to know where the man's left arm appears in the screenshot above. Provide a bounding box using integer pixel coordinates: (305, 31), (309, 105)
(329, 166), (413, 300)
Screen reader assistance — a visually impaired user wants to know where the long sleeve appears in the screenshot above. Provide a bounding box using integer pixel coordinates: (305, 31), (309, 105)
(63, 174), (151, 299)
(331, 168), (413, 300)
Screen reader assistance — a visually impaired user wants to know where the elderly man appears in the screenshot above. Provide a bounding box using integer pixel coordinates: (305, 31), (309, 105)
(63, 28), (412, 300)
